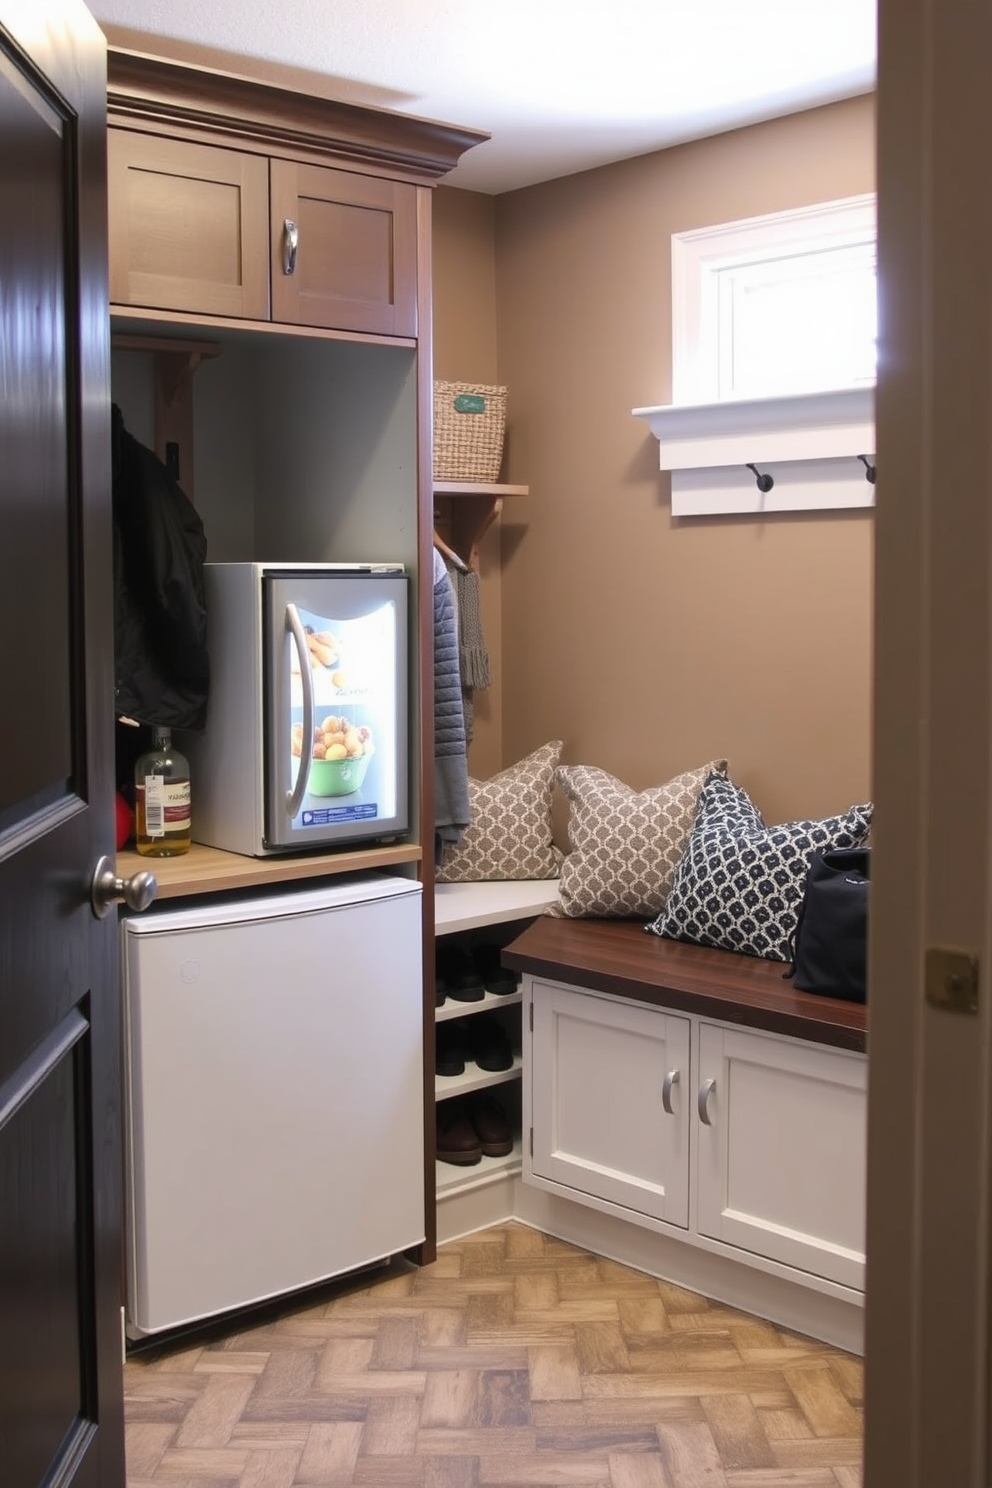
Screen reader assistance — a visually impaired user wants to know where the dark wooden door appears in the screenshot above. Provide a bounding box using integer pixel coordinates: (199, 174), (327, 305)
(0, 5), (125, 1488)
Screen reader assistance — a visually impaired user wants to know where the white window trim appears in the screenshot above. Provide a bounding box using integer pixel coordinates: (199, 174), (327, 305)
(672, 193), (877, 405)
(634, 194), (878, 516)
(632, 386), (876, 517)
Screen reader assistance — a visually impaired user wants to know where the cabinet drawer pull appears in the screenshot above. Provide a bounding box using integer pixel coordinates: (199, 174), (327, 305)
(697, 1077), (716, 1126)
(283, 218), (299, 275)
(661, 1067), (680, 1115)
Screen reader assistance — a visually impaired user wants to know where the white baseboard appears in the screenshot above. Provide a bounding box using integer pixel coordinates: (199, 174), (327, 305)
(436, 1176), (864, 1356)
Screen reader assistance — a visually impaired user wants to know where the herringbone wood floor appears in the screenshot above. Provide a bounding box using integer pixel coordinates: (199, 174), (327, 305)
(124, 1223), (863, 1488)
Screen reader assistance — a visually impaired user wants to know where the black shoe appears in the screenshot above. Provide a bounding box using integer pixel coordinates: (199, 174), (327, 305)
(435, 1020), (469, 1077)
(472, 943), (521, 996)
(436, 975), (448, 1009)
(470, 1013), (514, 1072)
(437, 942), (486, 1002)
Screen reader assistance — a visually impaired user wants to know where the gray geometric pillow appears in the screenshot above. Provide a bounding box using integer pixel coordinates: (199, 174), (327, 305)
(648, 772), (873, 961)
(548, 759), (727, 919)
(436, 740), (564, 882)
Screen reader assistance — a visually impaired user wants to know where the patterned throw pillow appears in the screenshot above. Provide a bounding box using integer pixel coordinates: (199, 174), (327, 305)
(436, 740), (564, 882)
(549, 760), (728, 919)
(647, 772), (873, 961)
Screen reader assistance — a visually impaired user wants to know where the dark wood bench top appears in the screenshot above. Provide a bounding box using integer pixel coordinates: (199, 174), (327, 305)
(503, 916), (867, 1053)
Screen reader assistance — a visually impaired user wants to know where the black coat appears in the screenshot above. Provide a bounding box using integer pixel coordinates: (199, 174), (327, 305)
(112, 405), (210, 730)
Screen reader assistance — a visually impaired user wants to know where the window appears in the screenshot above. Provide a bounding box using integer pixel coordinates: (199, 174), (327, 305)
(633, 193), (878, 515)
(672, 194), (877, 405)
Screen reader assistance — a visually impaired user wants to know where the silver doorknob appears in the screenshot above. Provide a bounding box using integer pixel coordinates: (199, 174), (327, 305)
(90, 854), (157, 919)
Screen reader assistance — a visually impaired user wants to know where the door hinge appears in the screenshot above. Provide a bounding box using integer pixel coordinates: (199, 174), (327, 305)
(925, 947), (979, 1016)
(529, 1003), (533, 1032)
(529, 1127), (533, 1157)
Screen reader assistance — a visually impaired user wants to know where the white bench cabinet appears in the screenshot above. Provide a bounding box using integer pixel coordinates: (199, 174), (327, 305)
(524, 974), (867, 1295)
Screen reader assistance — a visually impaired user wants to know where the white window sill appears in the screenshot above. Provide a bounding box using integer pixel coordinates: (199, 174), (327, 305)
(632, 385), (875, 516)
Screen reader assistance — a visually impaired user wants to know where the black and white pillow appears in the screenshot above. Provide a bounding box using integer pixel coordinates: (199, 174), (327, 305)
(647, 773), (873, 962)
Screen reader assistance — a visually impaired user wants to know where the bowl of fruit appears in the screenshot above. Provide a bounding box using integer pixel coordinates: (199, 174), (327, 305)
(293, 716), (374, 796)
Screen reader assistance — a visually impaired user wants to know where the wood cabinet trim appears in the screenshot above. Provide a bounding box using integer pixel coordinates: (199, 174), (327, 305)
(110, 305), (417, 349)
(107, 46), (487, 185)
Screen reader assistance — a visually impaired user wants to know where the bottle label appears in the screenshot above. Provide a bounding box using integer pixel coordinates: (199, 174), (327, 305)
(143, 774), (191, 837)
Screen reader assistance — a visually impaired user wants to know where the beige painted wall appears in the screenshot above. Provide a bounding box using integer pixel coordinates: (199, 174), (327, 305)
(434, 94), (875, 824)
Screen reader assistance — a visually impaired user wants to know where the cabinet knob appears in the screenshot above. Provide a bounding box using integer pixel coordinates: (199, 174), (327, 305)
(283, 219), (299, 275)
(661, 1067), (680, 1115)
(697, 1077), (717, 1126)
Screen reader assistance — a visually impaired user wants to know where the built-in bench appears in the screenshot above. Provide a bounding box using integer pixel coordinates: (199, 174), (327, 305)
(502, 915), (868, 1355)
(502, 914), (867, 1051)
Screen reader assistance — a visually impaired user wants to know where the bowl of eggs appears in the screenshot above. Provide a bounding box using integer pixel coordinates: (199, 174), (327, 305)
(292, 715), (374, 796)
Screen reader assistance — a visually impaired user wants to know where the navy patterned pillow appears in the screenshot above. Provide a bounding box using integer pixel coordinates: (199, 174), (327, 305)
(647, 773), (873, 962)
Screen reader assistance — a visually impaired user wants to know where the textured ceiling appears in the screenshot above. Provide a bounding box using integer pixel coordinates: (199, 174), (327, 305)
(90, 0), (876, 194)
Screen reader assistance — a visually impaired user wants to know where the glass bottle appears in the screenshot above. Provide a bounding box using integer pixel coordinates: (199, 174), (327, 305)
(134, 726), (192, 857)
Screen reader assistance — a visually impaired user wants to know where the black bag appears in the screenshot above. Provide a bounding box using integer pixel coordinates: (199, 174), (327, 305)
(111, 404), (210, 731)
(787, 847), (870, 1002)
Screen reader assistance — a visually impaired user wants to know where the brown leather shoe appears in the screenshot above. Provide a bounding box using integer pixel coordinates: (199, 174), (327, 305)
(436, 1101), (482, 1165)
(466, 1094), (513, 1157)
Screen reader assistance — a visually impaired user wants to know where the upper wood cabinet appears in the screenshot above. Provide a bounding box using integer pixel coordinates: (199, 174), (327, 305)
(269, 161), (416, 336)
(109, 131), (271, 320)
(105, 47), (485, 338)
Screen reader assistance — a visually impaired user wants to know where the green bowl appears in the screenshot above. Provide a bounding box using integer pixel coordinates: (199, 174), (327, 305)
(307, 752), (372, 797)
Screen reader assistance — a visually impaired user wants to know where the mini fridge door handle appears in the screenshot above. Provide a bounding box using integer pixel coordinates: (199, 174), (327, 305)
(285, 602), (314, 819)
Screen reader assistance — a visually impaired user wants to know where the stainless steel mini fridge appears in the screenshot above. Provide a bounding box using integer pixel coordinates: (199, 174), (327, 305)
(185, 562), (409, 856)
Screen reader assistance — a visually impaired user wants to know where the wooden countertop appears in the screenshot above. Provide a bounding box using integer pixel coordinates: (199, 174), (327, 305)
(117, 840), (421, 899)
(503, 916), (867, 1053)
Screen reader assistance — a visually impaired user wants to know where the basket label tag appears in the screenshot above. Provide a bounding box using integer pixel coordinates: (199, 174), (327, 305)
(453, 393), (486, 413)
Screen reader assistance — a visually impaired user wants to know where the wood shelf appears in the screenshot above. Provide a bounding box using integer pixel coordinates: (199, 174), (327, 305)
(117, 840), (421, 899)
(433, 482), (529, 498)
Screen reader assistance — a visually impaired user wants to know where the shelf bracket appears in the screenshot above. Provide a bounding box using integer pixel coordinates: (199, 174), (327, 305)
(111, 334), (221, 502)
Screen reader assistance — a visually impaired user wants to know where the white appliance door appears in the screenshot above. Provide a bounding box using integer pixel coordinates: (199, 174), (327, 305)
(121, 873), (424, 1336)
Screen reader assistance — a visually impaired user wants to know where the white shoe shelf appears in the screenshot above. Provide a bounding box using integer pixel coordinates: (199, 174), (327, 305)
(433, 880), (558, 1218)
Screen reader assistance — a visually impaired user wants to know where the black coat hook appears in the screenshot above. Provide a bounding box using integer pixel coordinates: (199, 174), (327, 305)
(746, 462), (774, 494)
(858, 455), (876, 485)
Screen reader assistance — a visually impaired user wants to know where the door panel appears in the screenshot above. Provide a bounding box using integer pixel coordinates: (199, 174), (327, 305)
(529, 981), (691, 1227)
(108, 129), (270, 318)
(0, 5), (123, 1488)
(270, 159), (418, 335)
(696, 1023), (867, 1290)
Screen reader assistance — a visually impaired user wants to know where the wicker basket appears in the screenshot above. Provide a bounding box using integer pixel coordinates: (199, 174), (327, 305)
(433, 381), (507, 482)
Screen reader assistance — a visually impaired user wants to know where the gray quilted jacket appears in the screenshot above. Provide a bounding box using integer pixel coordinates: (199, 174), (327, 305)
(434, 547), (470, 843)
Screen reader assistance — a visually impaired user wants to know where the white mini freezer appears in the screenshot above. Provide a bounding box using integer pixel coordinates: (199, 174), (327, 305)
(120, 872), (424, 1338)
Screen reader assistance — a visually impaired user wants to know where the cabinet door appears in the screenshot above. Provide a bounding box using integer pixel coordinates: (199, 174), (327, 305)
(696, 1022), (867, 1290)
(269, 160), (417, 335)
(529, 982), (691, 1227)
(108, 130), (270, 318)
